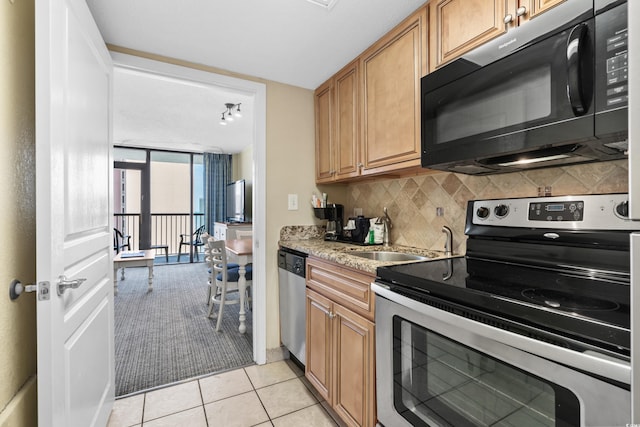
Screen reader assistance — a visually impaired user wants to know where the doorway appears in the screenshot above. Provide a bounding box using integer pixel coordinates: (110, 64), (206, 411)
(111, 53), (267, 392)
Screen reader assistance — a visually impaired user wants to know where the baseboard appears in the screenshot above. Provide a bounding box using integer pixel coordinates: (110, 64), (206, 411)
(265, 346), (288, 364)
(0, 374), (37, 427)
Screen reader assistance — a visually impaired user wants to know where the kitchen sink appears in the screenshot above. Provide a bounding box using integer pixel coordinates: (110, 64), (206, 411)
(349, 251), (429, 262)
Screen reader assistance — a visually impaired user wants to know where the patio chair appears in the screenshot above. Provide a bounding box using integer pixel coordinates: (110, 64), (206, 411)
(177, 224), (206, 261)
(113, 228), (131, 253)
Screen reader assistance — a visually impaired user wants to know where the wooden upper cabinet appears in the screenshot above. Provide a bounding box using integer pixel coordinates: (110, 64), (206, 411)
(315, 80), (334, 183)
(361, 7), (427, 174)
(429, 0), (508, 72)
(314, 60), (360, 183)
(516, 0), (567, 24)
(429, 0), (566, 72)
(334, 60), (361, 181)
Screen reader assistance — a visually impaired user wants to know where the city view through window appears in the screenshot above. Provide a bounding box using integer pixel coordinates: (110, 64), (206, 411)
(114, 147), (204, 262)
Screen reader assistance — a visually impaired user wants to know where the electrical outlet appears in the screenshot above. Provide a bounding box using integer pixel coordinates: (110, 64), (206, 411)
(354, 208), (363, 216)
(288, 194), (299, 211)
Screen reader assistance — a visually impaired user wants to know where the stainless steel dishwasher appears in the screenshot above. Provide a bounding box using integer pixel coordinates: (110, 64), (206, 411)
(278, 248), (307, 365)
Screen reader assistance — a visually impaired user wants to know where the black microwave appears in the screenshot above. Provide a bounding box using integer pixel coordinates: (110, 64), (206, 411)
(421, 0), (628, 175)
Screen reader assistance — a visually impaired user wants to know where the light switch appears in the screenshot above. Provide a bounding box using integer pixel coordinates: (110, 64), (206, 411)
(288, 194), (299, 210)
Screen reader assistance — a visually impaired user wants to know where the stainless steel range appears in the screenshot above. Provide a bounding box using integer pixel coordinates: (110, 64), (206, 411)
(373, 194), (637, 427)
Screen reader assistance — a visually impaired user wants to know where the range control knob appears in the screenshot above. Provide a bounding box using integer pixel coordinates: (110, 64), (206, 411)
(615, 201), (629, 218)
(476, 206), (490, 219)
(494, 204), (509, 218)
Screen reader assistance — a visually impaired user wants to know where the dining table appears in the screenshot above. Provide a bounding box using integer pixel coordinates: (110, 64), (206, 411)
(225, 238), (253, 334)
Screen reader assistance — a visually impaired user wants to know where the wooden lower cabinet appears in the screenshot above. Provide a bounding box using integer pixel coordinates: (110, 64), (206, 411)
(333, 302), (376, 427)
(306, 257), (377, 426)
(306, 287), (376, 427)
(306, 288), (332, 401)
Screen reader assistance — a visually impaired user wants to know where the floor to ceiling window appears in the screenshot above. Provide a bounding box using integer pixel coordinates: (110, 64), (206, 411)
(114, 147), (205, 263)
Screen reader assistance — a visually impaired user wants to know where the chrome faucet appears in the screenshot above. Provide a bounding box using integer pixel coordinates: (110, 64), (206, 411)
(442, 226), (453, 256)
(376, 207), (393, 246)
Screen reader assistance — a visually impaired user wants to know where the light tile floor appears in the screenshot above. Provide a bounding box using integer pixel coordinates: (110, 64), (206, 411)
(107, 360), (346, 427)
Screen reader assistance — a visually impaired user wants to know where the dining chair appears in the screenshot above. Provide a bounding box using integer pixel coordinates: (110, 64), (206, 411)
(206, 239), (253, 331)
(204, 237), (237, 306)
(177, 224), (206, 262)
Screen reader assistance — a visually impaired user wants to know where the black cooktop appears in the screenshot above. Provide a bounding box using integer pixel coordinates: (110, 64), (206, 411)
(376, 255), (630, 357)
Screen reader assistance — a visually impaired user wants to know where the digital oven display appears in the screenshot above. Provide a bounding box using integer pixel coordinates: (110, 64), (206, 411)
(545, 204), (565, 212)
(529, 201), (584, 221)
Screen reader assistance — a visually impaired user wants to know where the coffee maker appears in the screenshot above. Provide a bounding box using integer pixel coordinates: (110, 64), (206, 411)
(314, 204), (344, 241)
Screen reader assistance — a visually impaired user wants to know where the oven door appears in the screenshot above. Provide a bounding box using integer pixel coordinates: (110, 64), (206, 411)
(373, 284), (631, 427)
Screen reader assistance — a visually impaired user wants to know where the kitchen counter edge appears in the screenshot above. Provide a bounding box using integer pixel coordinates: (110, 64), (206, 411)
(278, 238), (446, 274)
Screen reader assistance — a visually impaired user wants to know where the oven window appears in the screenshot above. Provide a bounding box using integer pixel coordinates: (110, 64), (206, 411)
(393, 317), (579, 427)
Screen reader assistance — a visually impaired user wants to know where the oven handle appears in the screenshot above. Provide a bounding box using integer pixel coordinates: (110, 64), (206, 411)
(372, 282), (631, 385)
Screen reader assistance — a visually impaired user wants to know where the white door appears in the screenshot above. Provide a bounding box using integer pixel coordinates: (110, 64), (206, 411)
(35, 0), (114, 425)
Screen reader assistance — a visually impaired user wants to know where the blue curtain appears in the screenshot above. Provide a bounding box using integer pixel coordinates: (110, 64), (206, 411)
(204, 153), (232, 233)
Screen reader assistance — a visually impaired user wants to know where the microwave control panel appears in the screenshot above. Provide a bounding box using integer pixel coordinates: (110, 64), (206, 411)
(605, 33), (628, 107)
(597, 3), (628, 110)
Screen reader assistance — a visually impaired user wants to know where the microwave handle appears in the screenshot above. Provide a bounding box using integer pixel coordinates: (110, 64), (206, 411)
(566, 23), (588, 116)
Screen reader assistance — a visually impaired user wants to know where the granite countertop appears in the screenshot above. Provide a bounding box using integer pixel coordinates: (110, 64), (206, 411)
(279, 238), (447, 274)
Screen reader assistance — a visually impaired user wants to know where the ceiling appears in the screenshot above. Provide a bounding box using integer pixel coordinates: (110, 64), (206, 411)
(112, 65), (257, 154)
(87, 0), (426, 153)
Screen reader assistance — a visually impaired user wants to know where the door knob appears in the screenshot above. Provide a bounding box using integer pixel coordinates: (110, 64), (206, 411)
(57, 275), (87, 295)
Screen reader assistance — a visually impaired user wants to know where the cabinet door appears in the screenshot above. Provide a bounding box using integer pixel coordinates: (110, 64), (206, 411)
(429, 0), (508, 72)
(333, 304), (376, 427)
(361, 7), (426, 174)
(519, 0), (566, 24)
(315, 80), (335, 183)
(305, 288), (333, 402)
(334, 60), (361, 181)
(213, 223), (223, 240)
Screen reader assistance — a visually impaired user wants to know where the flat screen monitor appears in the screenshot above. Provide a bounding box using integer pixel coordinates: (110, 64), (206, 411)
(226, 179), (245, 222)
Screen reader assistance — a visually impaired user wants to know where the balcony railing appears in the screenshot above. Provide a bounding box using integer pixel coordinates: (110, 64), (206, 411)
(114, 213), (205, 260)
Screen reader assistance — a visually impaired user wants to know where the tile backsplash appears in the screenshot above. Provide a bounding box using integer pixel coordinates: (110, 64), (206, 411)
(344, 160), (628, 254)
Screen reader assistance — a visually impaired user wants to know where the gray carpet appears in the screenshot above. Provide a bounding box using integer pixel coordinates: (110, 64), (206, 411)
(114, 262), (253, 396)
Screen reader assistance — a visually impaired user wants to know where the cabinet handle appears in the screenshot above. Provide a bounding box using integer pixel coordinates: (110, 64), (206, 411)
(328, 311), (336, 319)
(503, 14), (514, 24)
(357, 162), (364, 168)
(516, 6), (527, 17)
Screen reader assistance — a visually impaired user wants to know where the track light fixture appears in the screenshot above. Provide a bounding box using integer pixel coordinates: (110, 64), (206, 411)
(219, 103), (242, 125)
